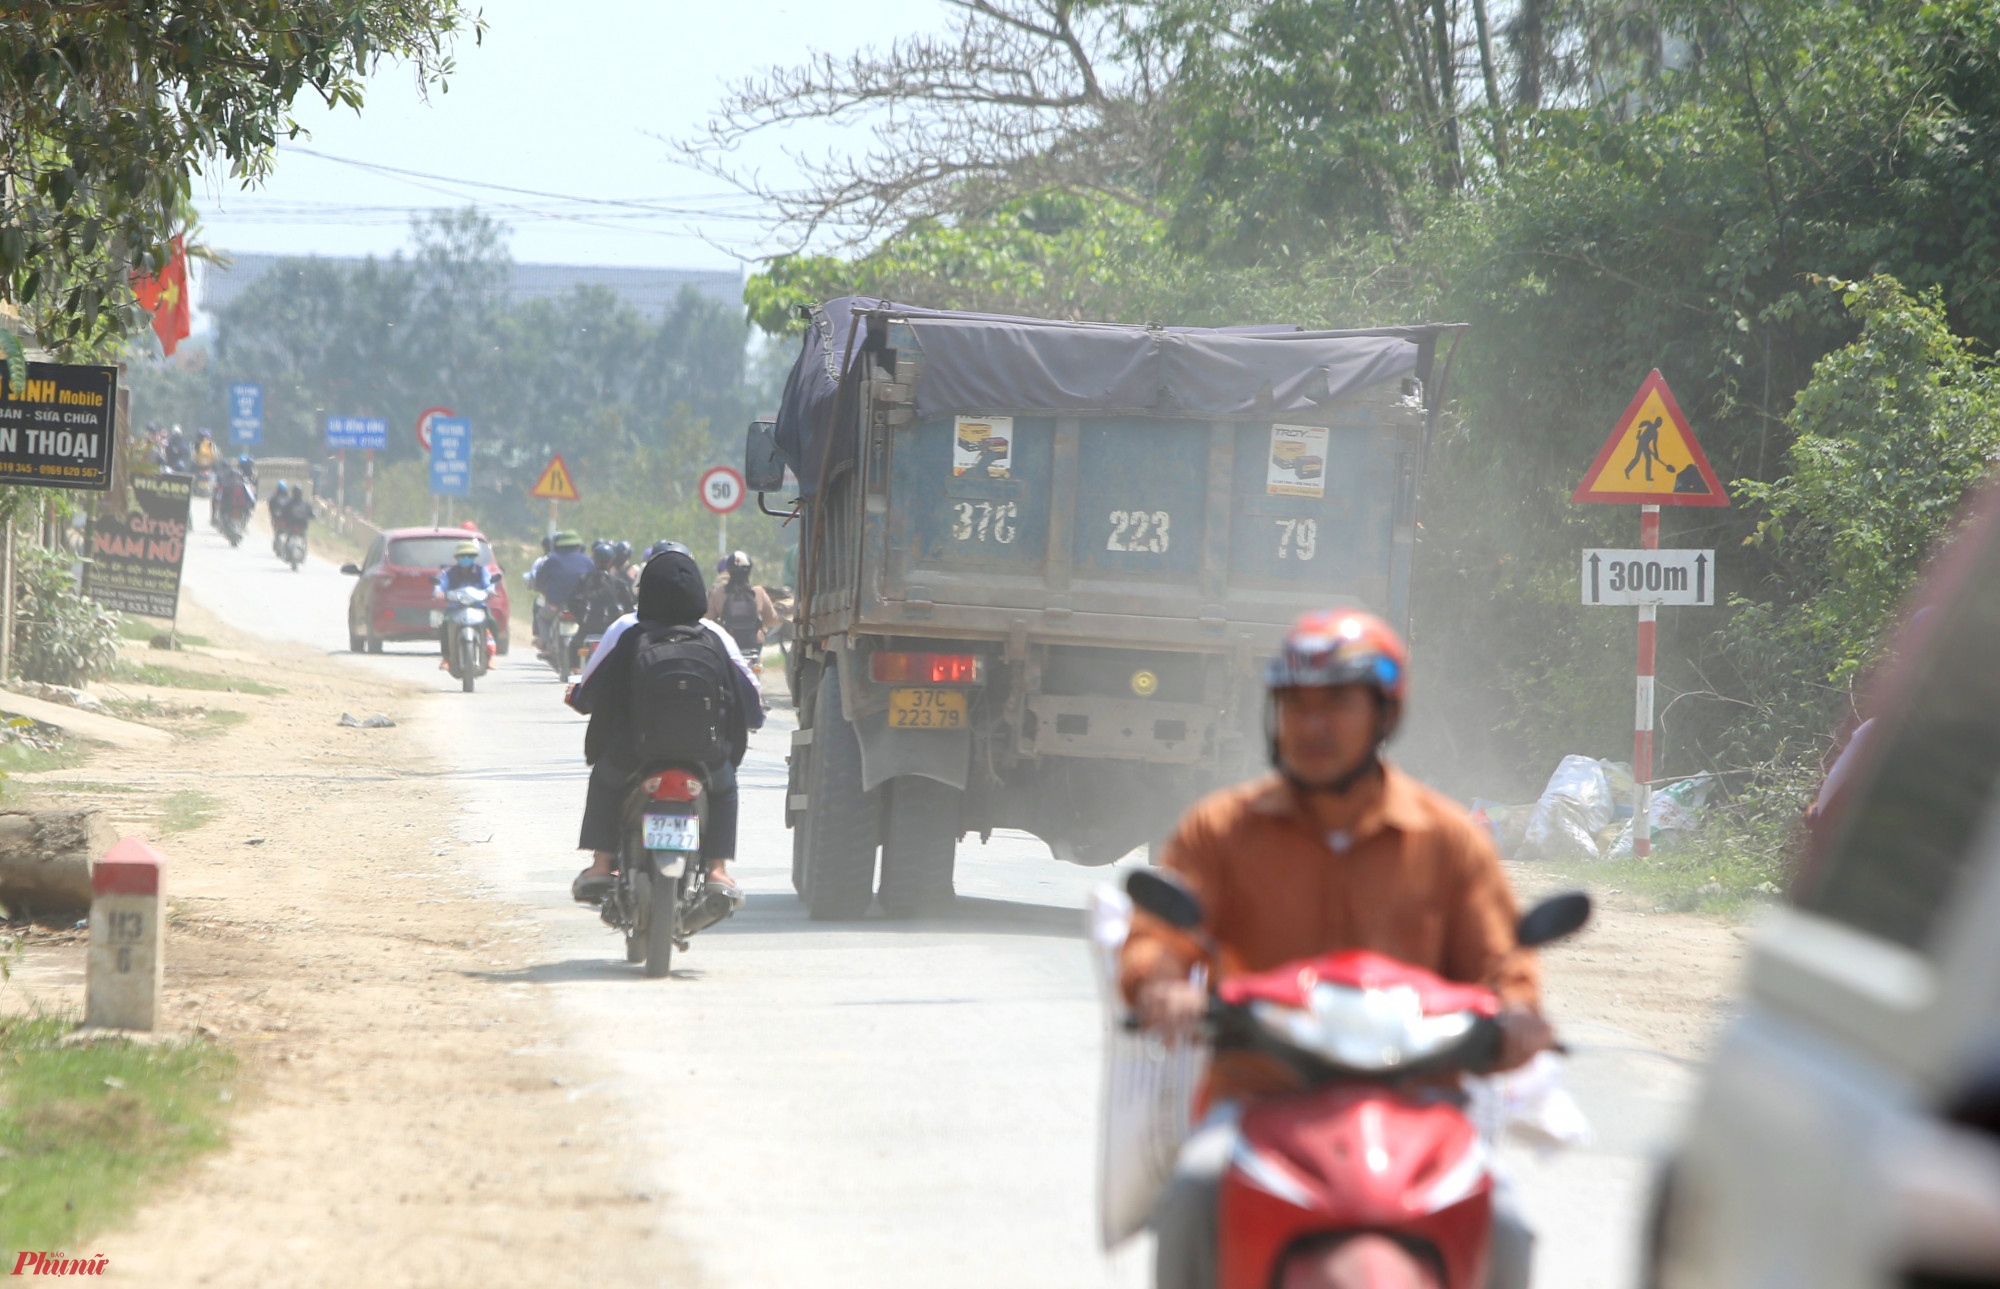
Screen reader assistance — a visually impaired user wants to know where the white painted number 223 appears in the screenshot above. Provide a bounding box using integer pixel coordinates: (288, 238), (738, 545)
(1275, 517), (1317, 560)
(952, 500), (1018, 544)
(1107, 510), (1171, 554)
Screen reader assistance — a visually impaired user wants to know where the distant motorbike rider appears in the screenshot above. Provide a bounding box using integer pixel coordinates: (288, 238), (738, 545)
(566, 546), (761, 905)
(1124, 610), (1551, 1289)
(164, 426), (193, 473)
(531, 531), (593, 654)
(568, 540), (636, 641)
(194, 431), (217, 471)
(273, 482), (313, 555)
(434, 540), (495, 664)
(268, 481), (290, 553)
(215, 460), (255, 530)
(611, 539), (636, 587)
(706, 550), (780, 656)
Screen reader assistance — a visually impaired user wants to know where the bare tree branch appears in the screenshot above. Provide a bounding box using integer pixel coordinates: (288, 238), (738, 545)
(673, 0), (1165, 250)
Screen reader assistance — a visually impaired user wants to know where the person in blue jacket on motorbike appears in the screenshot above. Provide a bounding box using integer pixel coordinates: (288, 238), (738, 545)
(434, 540), (495, 666)
(531, 531), (594, 657)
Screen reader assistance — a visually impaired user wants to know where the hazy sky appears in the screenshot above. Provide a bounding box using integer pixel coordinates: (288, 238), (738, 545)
(191, 0), (950, 274)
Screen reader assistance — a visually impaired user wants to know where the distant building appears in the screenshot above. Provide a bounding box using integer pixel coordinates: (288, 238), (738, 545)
(198, 253), (743, 322)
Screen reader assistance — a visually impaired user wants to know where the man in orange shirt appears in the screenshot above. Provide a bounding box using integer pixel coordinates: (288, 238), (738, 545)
(1123, 609), (1551, 1289)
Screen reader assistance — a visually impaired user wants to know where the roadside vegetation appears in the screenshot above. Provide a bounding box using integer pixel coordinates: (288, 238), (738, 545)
(106, 661), (284, 697)
(0, 1014), (236, 1249)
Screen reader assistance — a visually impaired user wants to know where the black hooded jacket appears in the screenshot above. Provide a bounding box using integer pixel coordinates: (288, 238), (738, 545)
(569, 551), (747, 770)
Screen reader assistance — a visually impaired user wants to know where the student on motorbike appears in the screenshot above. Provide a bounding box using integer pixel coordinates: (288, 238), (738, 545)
(706, 550), (780, 656)
(566, 546), (759, 905)
(531, 531), (593, 655)
(433, 540), (495, 664)
(568, 540), (636, 642)
(1122, 610), (1550, 1289)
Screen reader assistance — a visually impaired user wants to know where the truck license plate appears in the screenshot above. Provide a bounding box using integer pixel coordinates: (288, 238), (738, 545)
(643, 813), (700, 851)
(889, 687), (967, 729)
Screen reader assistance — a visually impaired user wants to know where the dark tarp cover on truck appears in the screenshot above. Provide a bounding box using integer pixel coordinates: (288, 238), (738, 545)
(773, 297), (1454, 498)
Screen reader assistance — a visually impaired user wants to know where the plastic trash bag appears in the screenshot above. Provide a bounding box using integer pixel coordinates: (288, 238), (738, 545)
(1464, 1051), (1593, 1156)
(1608, 772), (1716, 857)
(1087, 884), (1208, 1249)
(1470, 798), (1537, 860)
(1519, 755), (1616, 864)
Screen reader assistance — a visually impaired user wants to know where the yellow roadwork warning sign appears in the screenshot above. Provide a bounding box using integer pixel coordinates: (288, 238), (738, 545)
(1572, 370), (1729, 507)
(529, 453), (579, 501)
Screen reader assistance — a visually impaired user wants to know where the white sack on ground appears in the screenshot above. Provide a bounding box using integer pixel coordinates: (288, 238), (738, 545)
(1519, 755), (1616, 865)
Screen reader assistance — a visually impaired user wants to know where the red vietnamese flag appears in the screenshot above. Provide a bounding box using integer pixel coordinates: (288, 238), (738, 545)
(131, 236), (191, 356)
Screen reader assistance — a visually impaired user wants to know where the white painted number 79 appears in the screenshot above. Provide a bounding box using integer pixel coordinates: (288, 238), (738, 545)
(1275, 518), (1317, 560)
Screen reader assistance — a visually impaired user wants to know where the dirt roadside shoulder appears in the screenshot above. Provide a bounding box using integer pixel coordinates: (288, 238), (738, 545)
(5, 594), (686, 1287)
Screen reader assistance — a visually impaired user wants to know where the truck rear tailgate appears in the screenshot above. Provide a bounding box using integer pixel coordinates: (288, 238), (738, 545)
(879, 407), (1412, 640)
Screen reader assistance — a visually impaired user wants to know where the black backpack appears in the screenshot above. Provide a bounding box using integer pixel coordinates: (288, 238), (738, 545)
(629, 623), (735, 766)
(719, 582), (763, 651)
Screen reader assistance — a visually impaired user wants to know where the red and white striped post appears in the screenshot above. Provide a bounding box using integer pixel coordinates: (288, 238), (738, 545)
(1634, 505), (1660, 857)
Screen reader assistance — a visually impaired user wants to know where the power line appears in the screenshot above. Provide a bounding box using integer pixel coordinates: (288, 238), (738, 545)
(278, 145), (772, 219)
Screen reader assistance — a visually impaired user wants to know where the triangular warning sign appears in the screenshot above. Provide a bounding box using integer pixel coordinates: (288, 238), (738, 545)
(1572, 370), (1729, 507)
(528, 453), (580, 502)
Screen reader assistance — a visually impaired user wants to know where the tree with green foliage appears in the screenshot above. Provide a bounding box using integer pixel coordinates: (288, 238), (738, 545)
(1727, 276), (2000, 732)
(0, 0), (475, 353)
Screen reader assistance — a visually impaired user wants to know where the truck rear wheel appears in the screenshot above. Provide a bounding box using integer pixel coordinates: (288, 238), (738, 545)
(802, 660), (877, 920)
(878, 775), (958, 918)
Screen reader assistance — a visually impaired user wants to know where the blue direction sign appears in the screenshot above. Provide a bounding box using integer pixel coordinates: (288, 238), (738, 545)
(227, 383), (263, 446)
(325, 416), (387, 450)
(428, 416), (470, 496)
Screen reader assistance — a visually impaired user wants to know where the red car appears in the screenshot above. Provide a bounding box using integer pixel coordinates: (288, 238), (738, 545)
(342, 527), (510, 654)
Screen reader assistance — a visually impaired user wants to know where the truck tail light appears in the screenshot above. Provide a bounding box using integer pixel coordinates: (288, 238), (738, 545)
(642, 770), (703, 801)
(870, 652), (985, 685)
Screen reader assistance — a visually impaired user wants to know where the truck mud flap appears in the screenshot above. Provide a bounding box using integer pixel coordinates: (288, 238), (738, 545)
(852, 712), (971, 794)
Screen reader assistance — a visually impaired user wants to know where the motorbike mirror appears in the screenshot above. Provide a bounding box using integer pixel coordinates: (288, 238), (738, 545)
(1126, 869), (1204, 930)
(339, 563), (361, 576)
(1516, 891), (1592, 947)
(744, 420), (786, 493)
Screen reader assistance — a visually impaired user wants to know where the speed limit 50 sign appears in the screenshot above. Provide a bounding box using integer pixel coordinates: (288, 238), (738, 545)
(700, 465), (746, 515)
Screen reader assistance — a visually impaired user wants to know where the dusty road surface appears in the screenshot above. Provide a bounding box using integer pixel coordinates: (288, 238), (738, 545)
(6, 562), (673, 1285)
(113, 515), (1746, 1288)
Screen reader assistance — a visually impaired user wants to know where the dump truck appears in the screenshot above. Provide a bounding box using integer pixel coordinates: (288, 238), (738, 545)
(744, 299), (1461, 919)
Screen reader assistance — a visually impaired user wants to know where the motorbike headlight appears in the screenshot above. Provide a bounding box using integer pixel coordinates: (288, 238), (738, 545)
(1249, 984), (1477, 1073)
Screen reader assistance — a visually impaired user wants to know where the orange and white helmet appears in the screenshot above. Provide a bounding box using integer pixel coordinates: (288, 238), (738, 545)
(1266, 609), (1408, 702)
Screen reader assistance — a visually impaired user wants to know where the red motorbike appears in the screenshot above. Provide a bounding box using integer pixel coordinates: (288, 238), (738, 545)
(1125, 871), (1590, 1289)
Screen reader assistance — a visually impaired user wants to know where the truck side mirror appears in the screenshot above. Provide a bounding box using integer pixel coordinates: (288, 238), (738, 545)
(745, 421), (785, 492)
